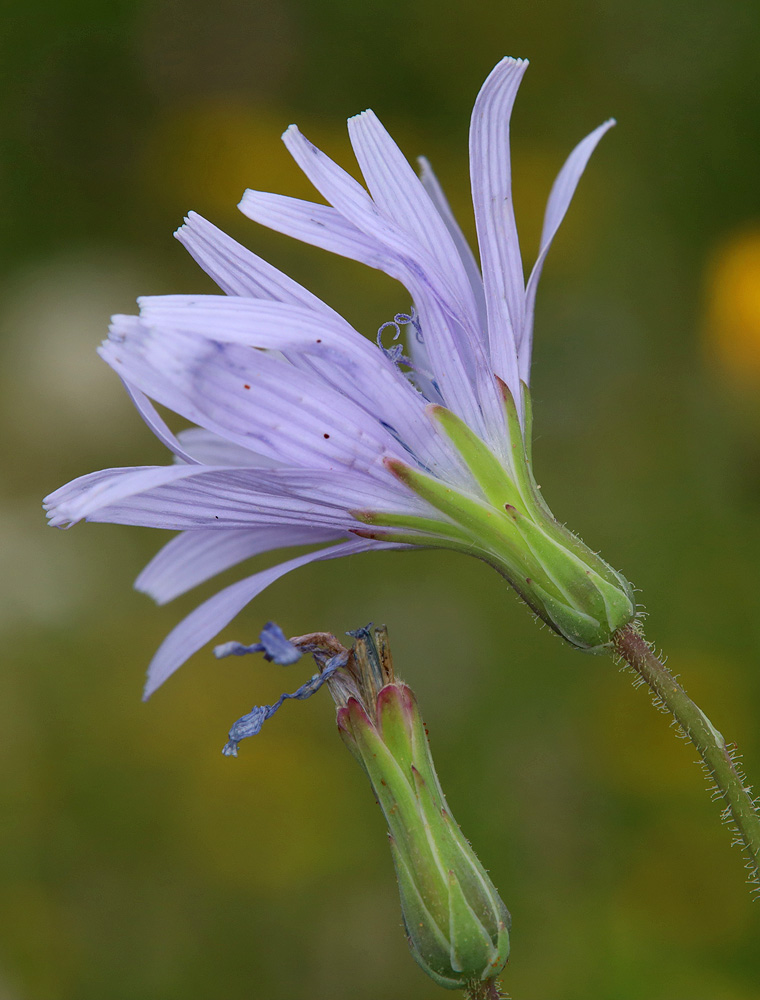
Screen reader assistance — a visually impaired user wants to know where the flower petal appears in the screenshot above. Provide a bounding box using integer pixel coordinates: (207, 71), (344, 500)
(175, 211), (336, 317)
(135, 525), (344, 604)
(346, 111), (507, 443)
(45, 465), (202, 528)
(142, 537), (401, 697)
(48, 463), (421, 530)
(417, 155), (487, 331)
(215, 621), (303, 665)
(121, 377), (201, 464)
(287, 126), (500, 428)
(220, 651), (344, 756)
(469, 57), (529, 404)
(239, 191), (392, 270)
(100, 319), (400, 474)
(240, 189), (488, 425)
(137, 295), (467, 483)
(520, 119), (615, 381)
(175, 427), (281, 468)
(347, 111), (478, 318)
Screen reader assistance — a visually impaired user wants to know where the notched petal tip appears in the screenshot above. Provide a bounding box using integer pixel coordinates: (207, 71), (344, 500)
(496, 54), (529, 71)
(347, 108), (375, 126)
(236, 188), (258, 213)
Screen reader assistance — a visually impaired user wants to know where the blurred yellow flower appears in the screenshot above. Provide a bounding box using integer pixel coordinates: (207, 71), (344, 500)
(140, 100), (344, 218)
(705, 228), (760, 384)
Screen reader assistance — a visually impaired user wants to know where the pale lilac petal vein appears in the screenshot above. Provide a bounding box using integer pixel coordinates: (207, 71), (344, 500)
(175, 211), (338, 318)
(45, 466), (152, 526)
(137, 295), (467, 482)
(238, 186), (497, 439)
(520, 119), (615, 382)
(100, 322), (403, 474)
(121, 379), (201, 464)
(142, 538), (406, 698)
(48, 465), (424, 531)
(175, 427), (283, 468)
(136, 525), (345, 604)
(44, 465), (204, 527)
(239, 192), (393, 269)
(282, 124), (472, 314)
(469, 56), (528, 404)
(279, 127), (496, 428)
(414, 158), (508, 451)
(347, 111), (478, 313)
(417, 155), (487, 331)
(345, 111), (509, 442)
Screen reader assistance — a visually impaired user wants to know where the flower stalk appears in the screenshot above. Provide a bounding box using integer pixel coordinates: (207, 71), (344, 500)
(465, 980), (507, 1000)
(613, 624), (760, 888)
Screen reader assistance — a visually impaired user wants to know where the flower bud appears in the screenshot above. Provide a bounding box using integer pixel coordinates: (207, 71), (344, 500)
(333, 627), (510, 990)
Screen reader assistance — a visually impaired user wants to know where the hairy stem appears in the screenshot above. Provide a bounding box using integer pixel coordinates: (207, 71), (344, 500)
(613, 624), (760, 888)
(465, 979), (505, 1000)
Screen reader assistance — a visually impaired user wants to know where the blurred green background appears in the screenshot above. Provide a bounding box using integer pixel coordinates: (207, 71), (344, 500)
(2, 1), (760, 997)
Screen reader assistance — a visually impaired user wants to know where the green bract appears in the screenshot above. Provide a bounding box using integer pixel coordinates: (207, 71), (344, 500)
(357, 384), (635, 652)
(334, 629), (510, 990)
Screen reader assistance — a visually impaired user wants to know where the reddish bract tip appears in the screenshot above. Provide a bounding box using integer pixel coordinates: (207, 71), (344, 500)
(382, 456), (412, 481)
(345, 695), (374, 732)
(348, 527), (382, 540)
(425, 403), (446, 419)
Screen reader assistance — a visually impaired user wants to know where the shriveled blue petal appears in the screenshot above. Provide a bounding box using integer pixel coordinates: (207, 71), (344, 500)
(214, 640), (262, 658)
(136, 525), (344, 604)
(215, 622), (301, 664)
(143, 538), (404, 698)
(222, 651), (345, 757)
(258, 621), (301, 662)
(520, 119), (615, 382)
(469, 57), (529, 410)
(223, 706), (269, 756)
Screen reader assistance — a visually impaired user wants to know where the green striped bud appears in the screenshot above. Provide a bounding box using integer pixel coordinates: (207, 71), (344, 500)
(332, 627), (510, 991)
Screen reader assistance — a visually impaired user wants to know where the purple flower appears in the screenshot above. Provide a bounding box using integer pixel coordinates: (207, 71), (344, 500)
(45, 57), (628, 698)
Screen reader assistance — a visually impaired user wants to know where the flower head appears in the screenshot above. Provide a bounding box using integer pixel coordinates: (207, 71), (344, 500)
(44, 57), (634, 697)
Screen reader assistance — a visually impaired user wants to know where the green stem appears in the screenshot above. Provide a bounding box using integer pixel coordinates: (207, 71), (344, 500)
(613, 623), (760, 888)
